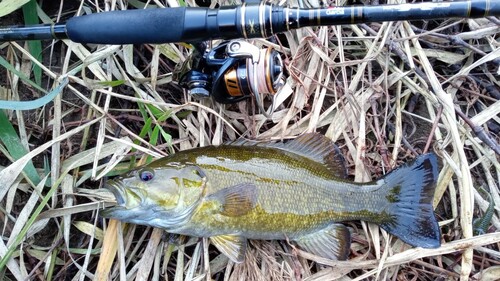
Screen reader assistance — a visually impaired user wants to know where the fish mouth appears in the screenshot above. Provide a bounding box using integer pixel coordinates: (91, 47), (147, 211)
(105, 180), (125, 205)
(100, 180), (126, 218)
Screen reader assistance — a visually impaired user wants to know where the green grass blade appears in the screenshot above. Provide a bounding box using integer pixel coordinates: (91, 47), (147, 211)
(0, 77), (67, 110)
(22, 0), (42, 86)
(0, 110), (41, 185)
(148, 125), (160, 163)
(98, 80), (125, 87)
(0, 55), (46, 94)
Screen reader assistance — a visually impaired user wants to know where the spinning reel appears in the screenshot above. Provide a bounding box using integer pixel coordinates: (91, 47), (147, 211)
(176, 40), (284, 114)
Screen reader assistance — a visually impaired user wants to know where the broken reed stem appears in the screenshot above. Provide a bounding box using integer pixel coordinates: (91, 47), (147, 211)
(423, 105), (443, 154)
(95, 220), (119, 281)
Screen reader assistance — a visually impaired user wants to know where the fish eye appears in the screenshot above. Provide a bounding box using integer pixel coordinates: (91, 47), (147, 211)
(139, 169), (155, 182)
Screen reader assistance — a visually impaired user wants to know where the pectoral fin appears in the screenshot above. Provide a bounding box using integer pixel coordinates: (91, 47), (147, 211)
(211, 235), (247, 263)
(294, 223), (351, 260)
(207, 183), (258, 217)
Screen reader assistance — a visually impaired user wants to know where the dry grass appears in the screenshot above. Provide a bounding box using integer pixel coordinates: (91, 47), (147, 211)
(0, 0), (499, 280)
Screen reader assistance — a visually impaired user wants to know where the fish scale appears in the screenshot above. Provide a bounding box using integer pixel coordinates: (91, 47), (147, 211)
(192, 146), (383, 217)
(102, 133), (441, 263)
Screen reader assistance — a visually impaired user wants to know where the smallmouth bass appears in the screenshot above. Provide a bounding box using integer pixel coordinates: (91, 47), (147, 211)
(101, 133), (441, 262)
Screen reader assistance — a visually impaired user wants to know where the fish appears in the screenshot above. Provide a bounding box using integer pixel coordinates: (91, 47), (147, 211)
(101, 133), (441, 263)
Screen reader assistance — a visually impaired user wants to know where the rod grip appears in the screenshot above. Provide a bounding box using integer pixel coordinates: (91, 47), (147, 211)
(66, 8), (186, 44)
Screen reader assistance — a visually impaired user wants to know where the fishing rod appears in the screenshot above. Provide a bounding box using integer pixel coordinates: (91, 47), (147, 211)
(1, 0), (498, 44)
(1, 0), (498, 112)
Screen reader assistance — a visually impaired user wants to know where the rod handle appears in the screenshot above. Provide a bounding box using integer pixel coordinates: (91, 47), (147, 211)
(66, 8), (187, 44)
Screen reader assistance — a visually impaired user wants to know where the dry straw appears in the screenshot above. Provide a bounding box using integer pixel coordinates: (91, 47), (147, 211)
(0, 0), (499, 280)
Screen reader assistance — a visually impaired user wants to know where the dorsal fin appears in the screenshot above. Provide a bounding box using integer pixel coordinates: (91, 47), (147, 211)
(229, 133), (347, 179)
(275, 134), (347, 178)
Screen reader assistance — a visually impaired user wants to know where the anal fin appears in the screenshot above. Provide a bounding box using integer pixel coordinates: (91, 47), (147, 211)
(294, 223), (351, 260)
(210, 235), (247, 263)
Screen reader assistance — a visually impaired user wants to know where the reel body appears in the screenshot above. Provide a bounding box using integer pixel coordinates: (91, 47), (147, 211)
(177, 40), (284, 106)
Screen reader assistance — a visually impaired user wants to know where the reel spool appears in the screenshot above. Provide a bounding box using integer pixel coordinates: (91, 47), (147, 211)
(223, 47), (283, 98)
(177, 40), (284, 114)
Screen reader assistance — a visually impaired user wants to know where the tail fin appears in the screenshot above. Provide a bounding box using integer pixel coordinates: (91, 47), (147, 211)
(379, 154), (441, 248)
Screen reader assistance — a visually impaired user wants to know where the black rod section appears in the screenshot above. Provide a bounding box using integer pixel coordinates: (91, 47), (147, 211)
(0, 24), (67, 41)
(0, 0), (498, 44)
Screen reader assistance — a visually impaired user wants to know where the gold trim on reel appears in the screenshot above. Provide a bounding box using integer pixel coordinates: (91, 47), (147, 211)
(223, 47), (283, 98)
(178, 40), (285, 117)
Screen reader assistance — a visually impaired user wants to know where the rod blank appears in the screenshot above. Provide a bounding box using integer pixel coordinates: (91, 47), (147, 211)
(0, 24), (66, 41)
